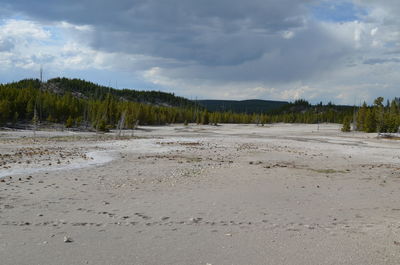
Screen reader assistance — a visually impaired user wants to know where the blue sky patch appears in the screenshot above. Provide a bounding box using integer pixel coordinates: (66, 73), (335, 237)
(308, 1), (367, 22)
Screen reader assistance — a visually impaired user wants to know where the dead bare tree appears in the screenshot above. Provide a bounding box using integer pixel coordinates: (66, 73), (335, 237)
(32, 107), (38, 138)
(117, 111), (126, 138)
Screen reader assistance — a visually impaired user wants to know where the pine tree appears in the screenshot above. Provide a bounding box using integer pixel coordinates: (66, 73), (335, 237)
(356, 102), (367, 132)
(364, 109), (376, 133)
(341, 117), (351, 132)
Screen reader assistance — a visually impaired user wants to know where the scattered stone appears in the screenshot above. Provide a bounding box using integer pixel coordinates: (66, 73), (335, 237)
(189, 217), (202, 223)
(64, 236), (73, 243)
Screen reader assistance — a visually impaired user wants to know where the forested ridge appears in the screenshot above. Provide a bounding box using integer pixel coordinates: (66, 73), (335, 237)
(45, 77), (198, 108)
(0, 78), (398, 133)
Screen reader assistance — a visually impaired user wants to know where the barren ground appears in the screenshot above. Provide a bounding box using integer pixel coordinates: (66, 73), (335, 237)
(1, 123), (400, 265)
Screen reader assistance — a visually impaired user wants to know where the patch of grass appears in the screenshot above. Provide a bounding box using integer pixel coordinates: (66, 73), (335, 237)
(310, 168), (347, 174)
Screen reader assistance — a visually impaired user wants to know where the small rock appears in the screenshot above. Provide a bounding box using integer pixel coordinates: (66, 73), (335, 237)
(63, 236), (73, 243)
(189, 217), (202, 223)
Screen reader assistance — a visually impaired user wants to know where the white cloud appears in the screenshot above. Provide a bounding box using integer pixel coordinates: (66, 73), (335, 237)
(0, 19), (50, 40)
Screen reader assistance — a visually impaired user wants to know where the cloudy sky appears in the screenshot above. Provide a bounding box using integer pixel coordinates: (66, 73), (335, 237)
(0, 0), (399, 104)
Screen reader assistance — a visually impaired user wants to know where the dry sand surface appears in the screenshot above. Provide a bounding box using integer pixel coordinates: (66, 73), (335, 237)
(1, 123), (400, 265)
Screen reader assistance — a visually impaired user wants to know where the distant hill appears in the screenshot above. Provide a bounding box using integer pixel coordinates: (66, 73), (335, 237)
(43, 77), (199, 108)
(198, 99), (289, 114)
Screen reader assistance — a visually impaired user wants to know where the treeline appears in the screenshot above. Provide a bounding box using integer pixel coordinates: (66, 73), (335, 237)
(198, 99), (288, 114)
(2, 78), (396, 132)
(268, 99), (353, 124)
(0, 83), (197, 129)
(342, 97), (400, 133)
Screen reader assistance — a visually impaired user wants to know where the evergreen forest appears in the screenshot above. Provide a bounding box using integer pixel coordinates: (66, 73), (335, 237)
(0, 78), (398, 133)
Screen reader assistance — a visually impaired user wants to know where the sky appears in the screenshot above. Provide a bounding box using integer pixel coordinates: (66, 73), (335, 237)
(0, 0), (399, 104)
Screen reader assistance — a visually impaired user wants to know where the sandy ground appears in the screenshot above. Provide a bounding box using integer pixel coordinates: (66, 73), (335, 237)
(1, 123), (400, 265)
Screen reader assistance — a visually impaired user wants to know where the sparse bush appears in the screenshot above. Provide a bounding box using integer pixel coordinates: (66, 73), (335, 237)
(65, 116), (74, 128)
(97, 119), (109, 132)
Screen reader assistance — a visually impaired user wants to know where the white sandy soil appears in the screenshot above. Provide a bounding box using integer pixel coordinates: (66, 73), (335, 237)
(0, 123), (400, 265)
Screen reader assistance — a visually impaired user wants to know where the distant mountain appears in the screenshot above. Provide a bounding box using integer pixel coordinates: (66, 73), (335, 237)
(197, 99), (289, 114)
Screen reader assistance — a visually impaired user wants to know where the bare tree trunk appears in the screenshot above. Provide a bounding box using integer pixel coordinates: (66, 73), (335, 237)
(117, 111), (126, 138)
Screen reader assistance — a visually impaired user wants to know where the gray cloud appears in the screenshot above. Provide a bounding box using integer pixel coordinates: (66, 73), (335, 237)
(363, 57), (400, 65)
(2, 0), (355, 84)
(2, 0), (400, 104)
(2, 0), (314, 66)
(0, 38), (14, 52)
(147, 22), (354, 85)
